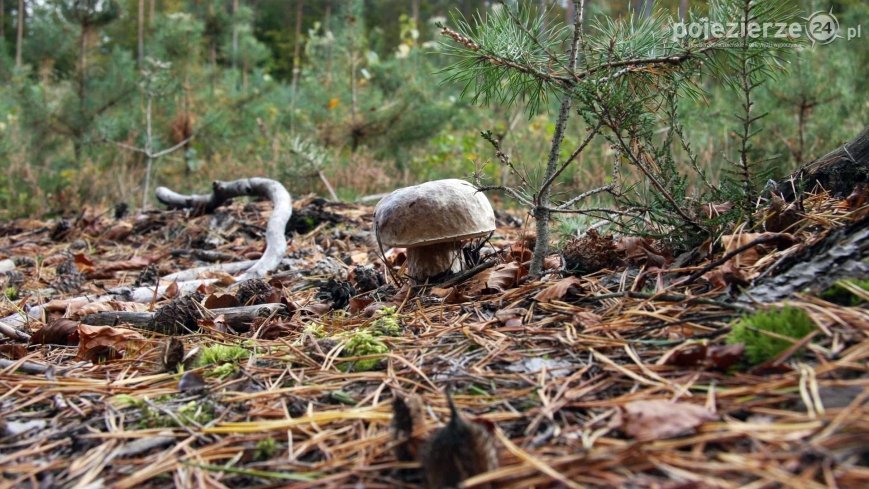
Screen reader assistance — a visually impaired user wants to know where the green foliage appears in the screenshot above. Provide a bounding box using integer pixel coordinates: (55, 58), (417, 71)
(439, 3), (567, 116)
(0, 0), (864, 222)
(341, 329), (389, 371)
(196, 343), (249, 367)
(819, 280), (869, 306)
(727, 307), (816, 365)
(370, 307), (402, 336)
(254, 437), (279, 461)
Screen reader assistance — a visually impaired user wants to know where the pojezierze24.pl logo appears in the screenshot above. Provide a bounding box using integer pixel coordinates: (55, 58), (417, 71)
(671, 10), (862, 46)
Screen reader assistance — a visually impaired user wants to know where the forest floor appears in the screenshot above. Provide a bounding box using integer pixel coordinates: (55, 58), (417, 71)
(0, 192), (866, 488)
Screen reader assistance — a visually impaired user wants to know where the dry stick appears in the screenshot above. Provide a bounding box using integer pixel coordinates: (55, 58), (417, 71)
(81, 303), (288, 331)
(675, 234), (793, 288)
(433, 258), (499, 289)
(156, 177), (292, 281)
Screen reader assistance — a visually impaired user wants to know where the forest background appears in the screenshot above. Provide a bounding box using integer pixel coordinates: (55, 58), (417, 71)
(0, 0), (866, 234)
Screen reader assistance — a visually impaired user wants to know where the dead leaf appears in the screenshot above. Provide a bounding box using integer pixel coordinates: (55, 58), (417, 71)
(662, 343), (707, 367)
(164, 281), (180, 299)
(533, 276), (584, 303)
(76, 324), (145, 362)
(495, 307), (527, 327)
(73, 253), (95, 274)
(721, 232), (797, 267)
(102, 222), (133, 241)
(707, 344), (744, 370)
(204, 294), (241, 309)
(571, 310), (602, 329)
(349, 294), (375, 313)
(617, 400), (716, 441)
(0, 344), (28, 359)
(201, 271), (236, 286)
(462, 262), (522, 297)
(76, 300), (149, 318)
(101, 256), (151, 273)
(30, 319), (80, 346)
(846, 183), (868, 209)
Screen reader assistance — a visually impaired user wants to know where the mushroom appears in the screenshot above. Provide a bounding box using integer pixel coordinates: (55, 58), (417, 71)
(374, 179), (495, 282)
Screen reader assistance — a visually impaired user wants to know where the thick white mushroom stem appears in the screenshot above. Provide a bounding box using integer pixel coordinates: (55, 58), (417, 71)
(406, 242), (463, 281)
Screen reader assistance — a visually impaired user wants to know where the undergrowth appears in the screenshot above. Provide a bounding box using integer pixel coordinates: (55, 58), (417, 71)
(727, 307), (816, 365)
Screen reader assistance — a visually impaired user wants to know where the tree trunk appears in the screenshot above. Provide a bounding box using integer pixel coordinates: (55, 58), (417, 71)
(1, 0), (5, 41)
(411, 0), (419, 46)
(679, 0), (688, 20)
(324, 0), (332, 87)
(231, 0), (239, 70)
(289, 0), (304, 131)
(15, 0), (23, 68)
(530, 0), (583, 277)
(137, 0), (144, 66)
(149, 0), (155, 22)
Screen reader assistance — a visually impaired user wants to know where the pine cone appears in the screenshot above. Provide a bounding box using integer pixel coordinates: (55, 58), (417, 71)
(51, 253), (83, 293)
(420, 392), (498, 489)
(352, 265), (384, 293)
(562, 229), (621, 275)
(149, 293), (204, 335)
(135, 264), (160, 287)
(235, 279), (277, 305)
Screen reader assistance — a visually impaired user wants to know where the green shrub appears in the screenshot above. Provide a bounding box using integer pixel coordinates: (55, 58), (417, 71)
(727, 307), (816, 365)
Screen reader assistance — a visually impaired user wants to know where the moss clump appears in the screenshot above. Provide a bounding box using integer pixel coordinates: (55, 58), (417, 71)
(177, 400), (214, 425)
(196, 344), (249, 367)
(304, 323), (327, 338)
(209, 362), (238, 379)
(727, 307), (816, 365)
(5, 287), (18, 300)
(370, 307), (402, 336)
(255, 437), (278, 460)
(341, 330), (388, 371)
(819, 279), (869, 306)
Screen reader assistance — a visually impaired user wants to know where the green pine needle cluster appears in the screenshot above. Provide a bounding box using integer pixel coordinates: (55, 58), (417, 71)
(727, 307), (816, 365)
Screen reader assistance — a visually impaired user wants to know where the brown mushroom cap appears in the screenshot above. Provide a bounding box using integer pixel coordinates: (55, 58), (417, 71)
(375, 179), (495, 248)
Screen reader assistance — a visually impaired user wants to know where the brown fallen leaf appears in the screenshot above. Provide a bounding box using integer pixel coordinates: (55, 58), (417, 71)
(348, 294), (375, 313)
(102, 222), (133, 241)
(721, 232), (797, 267)
(495, 307), (527, 327)
(204, 293), (241, 309)
(533, 276), (584, 303)
(30, 319), (80, 346)
(462, 262), (522, 297)
(76, 300), (149, 318)
(0, 344), (29, 359)
(76, 324), (145, 362)
(73, 253), (95, 274)
(617, 400), (716, 441)
(707, 343), (744, 370)
(101, 255), (151, 273)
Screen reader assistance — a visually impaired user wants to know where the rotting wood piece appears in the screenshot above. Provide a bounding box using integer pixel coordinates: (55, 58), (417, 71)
(156, 178), (292, 281)
(740, 213), (869, 304)
(780, 126), (869, 199)
(81, 303), (288, 332)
